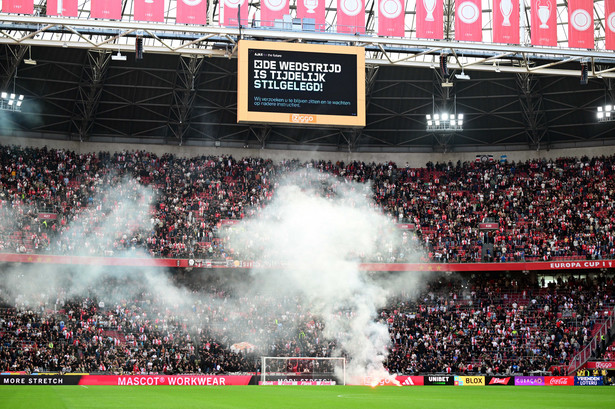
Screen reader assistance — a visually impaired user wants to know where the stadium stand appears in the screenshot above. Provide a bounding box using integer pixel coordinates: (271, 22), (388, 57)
(1, 268), (613, 375)
(2, 145), (615, 263)
(1, 145), (615, 376)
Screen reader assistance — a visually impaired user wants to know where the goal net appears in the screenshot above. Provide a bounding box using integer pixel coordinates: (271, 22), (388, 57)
(261, 356), (346, 385)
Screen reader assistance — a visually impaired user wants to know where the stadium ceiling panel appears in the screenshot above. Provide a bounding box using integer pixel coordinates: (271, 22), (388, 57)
(1, 0), (615, 152)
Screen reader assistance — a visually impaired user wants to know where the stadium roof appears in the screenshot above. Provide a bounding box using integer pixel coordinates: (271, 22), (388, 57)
(1, 0), (615, 153)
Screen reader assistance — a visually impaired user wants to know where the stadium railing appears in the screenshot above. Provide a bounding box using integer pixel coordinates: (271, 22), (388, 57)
(567, 306), (615, 375)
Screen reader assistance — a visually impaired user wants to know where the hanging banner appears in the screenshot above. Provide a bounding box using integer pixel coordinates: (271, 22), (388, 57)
(260, 0), (289, 27)
(220, 0), (249, 26)
(91, 0), (122, 20)
(455, 0), (482, 41)
(416, 0), (443, 39)
(492, 0), (520, 44)
(134, 0), (164, 22)
(378, 0), (405, 37)
(568, 0), (594, 48)
(2, 0), (33, 14)
(604, 0), (615, 50)
(297, 0), (326, 31)
(176, 0), (208, 25)
(531, 0), (557, 46)
(46, 0), (78, 17)
(337, 0), (366, 34)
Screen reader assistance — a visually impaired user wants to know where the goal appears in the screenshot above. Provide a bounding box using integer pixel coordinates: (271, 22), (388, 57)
(261, 356), (346, 385)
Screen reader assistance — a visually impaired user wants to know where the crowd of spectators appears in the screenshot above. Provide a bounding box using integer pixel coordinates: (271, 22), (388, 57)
(2, 145), (615, 263)
(1, 271), (613, 376)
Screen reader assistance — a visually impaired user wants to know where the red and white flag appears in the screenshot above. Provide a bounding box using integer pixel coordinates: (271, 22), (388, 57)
(531, 0), (557, 46)
(607, 0), (615, 50)
(91, 0), (122, 20)
(134, 0), (164, 22)
(297, 0), (326, 32)
(416, 0), (443, 39)
(46, 0), (78, 17)
(176, 0), (207, 25)
(2, 0), (33, 14)
(378, 0), (405, 37)
(568, 0), (593, 48)
(455, 0), (482, 42)
(220, 0), (249, 27)
(492, 0), (519, 44)
(337, 0), (365, 34)
(260, 0), (289, 27)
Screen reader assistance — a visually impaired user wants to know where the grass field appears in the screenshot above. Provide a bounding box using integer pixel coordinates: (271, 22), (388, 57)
(1, 386), (614, 409)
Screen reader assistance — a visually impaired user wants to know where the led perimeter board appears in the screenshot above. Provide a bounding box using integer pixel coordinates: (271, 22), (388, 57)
(237, 40), (365, 127)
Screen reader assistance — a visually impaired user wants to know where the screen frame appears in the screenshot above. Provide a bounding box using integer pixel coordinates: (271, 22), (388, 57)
(237, 40), (365, 128)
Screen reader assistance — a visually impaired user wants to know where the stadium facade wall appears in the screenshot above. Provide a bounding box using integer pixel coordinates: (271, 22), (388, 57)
(2, 135), (615, 168)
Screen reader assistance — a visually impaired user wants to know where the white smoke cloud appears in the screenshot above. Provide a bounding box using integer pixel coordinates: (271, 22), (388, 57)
(226, 169), (426, 383)
(0, 166), (428, 381)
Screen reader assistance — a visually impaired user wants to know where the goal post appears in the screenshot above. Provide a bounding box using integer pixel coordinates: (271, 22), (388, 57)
(261, 356), (346, 385)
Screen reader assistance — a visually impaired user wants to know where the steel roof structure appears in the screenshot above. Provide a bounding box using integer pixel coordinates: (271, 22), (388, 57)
(1, 0), (614, 153)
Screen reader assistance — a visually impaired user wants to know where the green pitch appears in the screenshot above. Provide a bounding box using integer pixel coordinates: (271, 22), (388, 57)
(1, 385), (614, 409)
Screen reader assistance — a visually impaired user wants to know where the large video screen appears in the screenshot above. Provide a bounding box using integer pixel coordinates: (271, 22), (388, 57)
(237, 41), (365, 127)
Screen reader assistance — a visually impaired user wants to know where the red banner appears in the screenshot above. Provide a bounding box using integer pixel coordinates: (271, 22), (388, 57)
(134, 0), (164, 22)
(605, 0), (615, 50)
(1, 253), (614, 272)
(585, 361), (615, 369)
(90, 0), (121, 20)
(492, 0), (519, 44)
(37, 213), (58, 220)
(479, 222), (499, 229)
(545, 376), (575, 385)
(176, 0), (207, 25)
(297, 0), (326, 31)
(455, 0), (482, 42)
(78, 375), (253, 386)
(46, 0), (78, 17)
(2, 0), (33, 14)
(568, 0), (594, 48)
(220, 219), (240, 226)
(260, 0), (289, 27)
(397, 223), (416, 230)
(394, 376), (424, 386)
(220, 0), (249, 26)
(416, 0), (443, 39)
(378, 0), (405, 37)
(531, 0), (557, 46)
(337, 0), (365, 34)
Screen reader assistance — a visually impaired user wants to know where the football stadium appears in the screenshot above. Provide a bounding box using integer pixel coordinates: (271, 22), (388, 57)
(1, 1), (615, 408)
